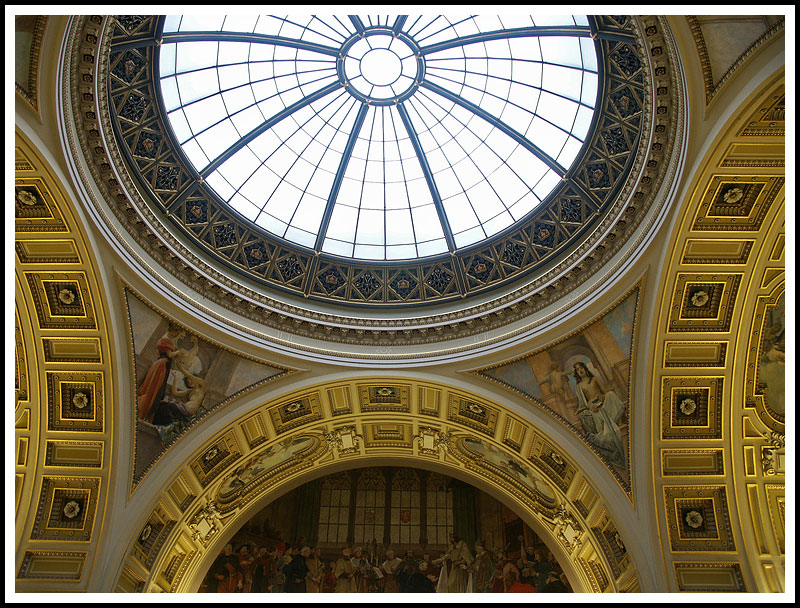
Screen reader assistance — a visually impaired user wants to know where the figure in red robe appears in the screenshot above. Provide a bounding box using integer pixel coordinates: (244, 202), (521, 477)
(208, 544), (243, 592)
(136, 325), (184, 422)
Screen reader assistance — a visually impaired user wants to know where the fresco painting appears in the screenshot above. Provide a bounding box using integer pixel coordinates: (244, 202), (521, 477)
(477, 290), (638, 490)
(758, 292), (785, 418)
(201, 466), (573, 593)
(218, 437), (316, 501)
(127, 290), (288, 482)
(460, 437), (556, 503)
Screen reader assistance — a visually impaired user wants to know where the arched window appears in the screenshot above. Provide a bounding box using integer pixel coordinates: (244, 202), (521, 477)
(426, 472), (454, 545)
(353, 468), (385, 545)
(317, 471), (350, 545)
(389, 469), (420, 545)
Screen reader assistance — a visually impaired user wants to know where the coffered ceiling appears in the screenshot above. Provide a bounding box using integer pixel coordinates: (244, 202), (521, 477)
(13, 12), (787, 595)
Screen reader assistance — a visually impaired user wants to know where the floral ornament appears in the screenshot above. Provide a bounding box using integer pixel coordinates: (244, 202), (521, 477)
(189, 204), (204, 218)
(72, 392), (89, 410)
(467, 402), (485, 415)
(613, 531), (625, 552)
(679, 398), (697, 415)
(684, 510), (704, 529)
(690, 290), (709, 307)
(550, 451), (564, 466)
(285, 401), (303, 413)
(723, 187), (744, 204)
(16, 189), (39, 206)
(376, 387), (395, 397)
(139, 523), (153, 542)
(58, 288), (77, 305)
(203, 447), (219, 462)
(62, 500), (81, 519)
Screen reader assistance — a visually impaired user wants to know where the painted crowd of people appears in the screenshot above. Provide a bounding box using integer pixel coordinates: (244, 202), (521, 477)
(203, 532), (570, 593)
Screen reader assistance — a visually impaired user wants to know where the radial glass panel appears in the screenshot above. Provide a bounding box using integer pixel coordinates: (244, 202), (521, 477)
(159, 14), (598, 260)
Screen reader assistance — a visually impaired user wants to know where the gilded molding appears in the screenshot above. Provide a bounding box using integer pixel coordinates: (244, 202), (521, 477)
(661, 376), (724, 440)
(14, 306), (29, 404)
(14, 178), (68, 233)
(30, 476), (101, 542)
(673, 561), (746, 592)
(17, 550), (87, 581)
(692, 175), (784, 233)
(46, 371), (104, 433)
(14, 132), (113, 592)
(667, 273), (741, 333)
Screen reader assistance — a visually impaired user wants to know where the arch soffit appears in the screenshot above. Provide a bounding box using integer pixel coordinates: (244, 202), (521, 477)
(648, 61), (785, 592)
(120, 377), (642, 593)
(13, 129), (116, 591)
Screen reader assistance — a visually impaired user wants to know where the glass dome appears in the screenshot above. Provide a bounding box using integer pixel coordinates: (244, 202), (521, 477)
(157, 15), (599, 261)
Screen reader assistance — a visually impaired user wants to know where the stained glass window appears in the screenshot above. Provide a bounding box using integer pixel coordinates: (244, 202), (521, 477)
(426, 472), (454, 545)
(353, 468), (385, 544)
(389, 469), (420, 545)
(317, 471), (351, 545)
(158, 14), (598, 261)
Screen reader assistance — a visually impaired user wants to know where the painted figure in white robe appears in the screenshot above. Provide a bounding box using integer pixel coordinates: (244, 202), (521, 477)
(572, 361), (626, 467)
(381, 549), (402, 593)
(433, 531), (473, 592)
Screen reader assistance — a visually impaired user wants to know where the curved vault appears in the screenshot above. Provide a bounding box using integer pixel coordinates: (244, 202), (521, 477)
(117, 378), (640, 593)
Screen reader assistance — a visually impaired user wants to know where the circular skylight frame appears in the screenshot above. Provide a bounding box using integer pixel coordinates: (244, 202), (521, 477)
(155, 15), (602, 263)
(104, 14), (649, 308)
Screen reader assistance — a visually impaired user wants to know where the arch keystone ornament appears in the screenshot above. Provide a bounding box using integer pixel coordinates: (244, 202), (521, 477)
(413, 426), (454, 456)
(187, 501), (221, 546)
(323, 426), (363, 455)
(554, 504), (585, 553)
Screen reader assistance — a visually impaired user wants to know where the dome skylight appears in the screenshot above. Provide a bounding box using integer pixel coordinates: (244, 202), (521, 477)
(158, 15), (599, 261)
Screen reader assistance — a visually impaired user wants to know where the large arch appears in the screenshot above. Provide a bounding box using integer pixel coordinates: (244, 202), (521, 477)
(114, 377), (641, 593)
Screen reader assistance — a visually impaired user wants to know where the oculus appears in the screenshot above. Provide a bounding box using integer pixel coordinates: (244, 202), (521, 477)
(103, 13), (652, 307)
(157, 15), (599, 260)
